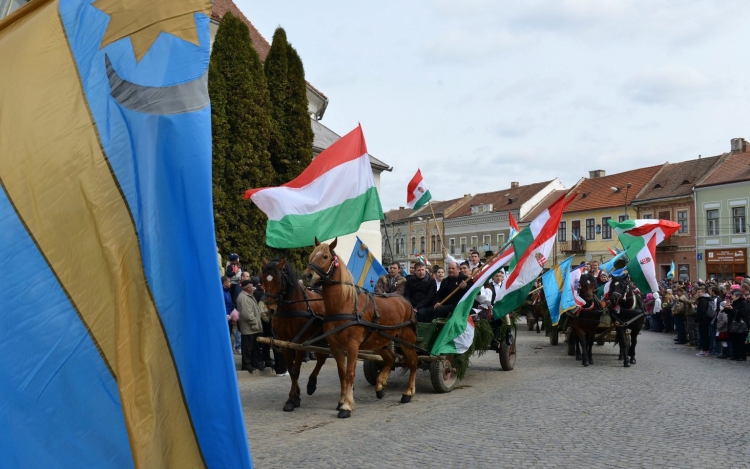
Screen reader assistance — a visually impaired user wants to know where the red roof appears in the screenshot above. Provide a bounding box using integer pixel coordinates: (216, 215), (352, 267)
(565, 165), (662, 213)
(695, 150), (750, 188)
(446, 181), (553, 219)
(211, 0), (327, 99)
(634, 155), (724, 202)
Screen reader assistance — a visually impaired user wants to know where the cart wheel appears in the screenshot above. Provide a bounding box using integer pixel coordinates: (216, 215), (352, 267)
(362, 360), (382, 386)
(429, 356), (457, 393)
(499, 333), (516, 371)
(526, 316), (535, 331)
(567, 335), (576, 356)
(549, 325), (559, 345)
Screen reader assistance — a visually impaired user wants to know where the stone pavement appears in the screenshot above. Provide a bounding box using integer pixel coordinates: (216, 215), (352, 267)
(237, 323), (750, 469)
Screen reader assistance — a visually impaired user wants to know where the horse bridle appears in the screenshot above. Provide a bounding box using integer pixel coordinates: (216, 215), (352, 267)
(306, 253), (340, 286)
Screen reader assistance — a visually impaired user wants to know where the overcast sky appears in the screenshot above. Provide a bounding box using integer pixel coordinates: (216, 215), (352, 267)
(239, 0), (750, 211)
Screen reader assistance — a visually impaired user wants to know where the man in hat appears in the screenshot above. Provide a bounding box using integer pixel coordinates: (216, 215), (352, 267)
(236, 279), (264, 373)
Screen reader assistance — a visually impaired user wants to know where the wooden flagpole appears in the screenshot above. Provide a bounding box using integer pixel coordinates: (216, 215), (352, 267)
(427, 200), (445, 253)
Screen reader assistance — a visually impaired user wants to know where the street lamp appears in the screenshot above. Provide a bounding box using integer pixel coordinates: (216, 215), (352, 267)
(610, 182), (632, 220)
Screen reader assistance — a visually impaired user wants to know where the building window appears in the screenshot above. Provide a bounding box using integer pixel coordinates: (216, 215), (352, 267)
(431, 235), (437, 253)
(733, 207), (746, 234)
(618, 215), (628, 223)
(411, 237), (417, 254)
(707, 210), (719, 236)
(601, 217), (612, 239)
(571, 220), (581, 240)
(658, 211), (671, 221)
(400, 238), (405, 255)
(482, 235), (491, 248)
(395, 238), (400, 255)
(470, 236), (478, 250)
(642, 213), (653, 219)
(420, 236), (425, 253)
(558, 221), (566, 242)
(460, 237), (467, 254)
(497, 233), (505, 248)
(677, 210), (688, 234)
(449, 238), (455, 255)
(585, 218), (595, 240)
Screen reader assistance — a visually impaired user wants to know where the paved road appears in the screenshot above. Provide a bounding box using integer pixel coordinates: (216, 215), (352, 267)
(237, 323), (750, 469)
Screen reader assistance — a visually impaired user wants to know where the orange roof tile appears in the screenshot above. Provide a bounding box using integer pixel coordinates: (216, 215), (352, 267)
(565, 165), (663, 213)
(634, 155), (723, 202)
(695, 151), (750, 188)
(446, 181), (553, 219)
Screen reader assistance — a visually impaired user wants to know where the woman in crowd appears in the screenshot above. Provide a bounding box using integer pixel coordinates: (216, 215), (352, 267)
(725, 289), (748, 361)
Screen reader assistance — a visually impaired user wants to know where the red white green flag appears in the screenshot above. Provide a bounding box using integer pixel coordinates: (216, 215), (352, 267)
(606, 219), (680, 293)
(406, 169), (431, 210)
(244, 125), (383, 248)
(493, 194), (573, 319)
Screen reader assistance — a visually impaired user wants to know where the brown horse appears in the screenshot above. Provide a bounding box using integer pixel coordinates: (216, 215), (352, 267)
(569, 273), (603, 367)
(261, 258), (328, 412)
(302, 238), (419, 418)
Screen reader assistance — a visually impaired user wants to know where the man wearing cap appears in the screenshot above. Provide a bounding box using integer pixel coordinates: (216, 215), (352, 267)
(236, 279), (264, 373)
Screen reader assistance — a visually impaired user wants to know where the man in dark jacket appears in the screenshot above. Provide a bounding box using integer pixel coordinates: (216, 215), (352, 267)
(431, 262), (468, 320)
(375, 262), (407, 295)
(405, 261), (437, 321)
(695, 287), (713, 356)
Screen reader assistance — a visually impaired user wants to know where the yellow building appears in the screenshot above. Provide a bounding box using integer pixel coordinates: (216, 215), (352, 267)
(556, 167), (662, 266)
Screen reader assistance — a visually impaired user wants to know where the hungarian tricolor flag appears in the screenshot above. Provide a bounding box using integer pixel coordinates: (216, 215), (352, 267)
(493, 194), (573, 319)
(607, 219), (680, 293)
(431, 248), (515, 355)
(245, 125), (383, 248)
(406, 169), (431, 210)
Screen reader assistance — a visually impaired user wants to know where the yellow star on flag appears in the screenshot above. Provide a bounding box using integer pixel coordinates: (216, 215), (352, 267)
(93, 0), (212, 62)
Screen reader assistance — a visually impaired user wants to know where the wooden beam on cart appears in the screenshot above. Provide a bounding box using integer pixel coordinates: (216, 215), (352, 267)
(257, 337), (443, 362)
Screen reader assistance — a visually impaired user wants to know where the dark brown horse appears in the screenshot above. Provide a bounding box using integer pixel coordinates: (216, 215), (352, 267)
(261, 258), (328, 412)
(302, 238), (419, 418)
(570, 273), (603, 367)
(607, 273), (646, 368)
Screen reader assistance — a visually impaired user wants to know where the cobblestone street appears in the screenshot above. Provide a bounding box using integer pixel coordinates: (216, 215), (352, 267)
(239, 323), (750, 469)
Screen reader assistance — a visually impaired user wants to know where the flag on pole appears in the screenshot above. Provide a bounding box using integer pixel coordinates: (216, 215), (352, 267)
(541, 257), (574, 325)
(493, 194), (573, 319)
(245, 125), (383, 248)
(606, 219), (680, 293)
(406, 169), (432, 210)
(507, 211), (521, 272)
(667, 261), (676, 280)
(600, 250), (628, 274)
(347, 237), (387, 292)
(431, 251), (514, 355)
(0, 1), (250, 467)
(561, 264), (587, 313)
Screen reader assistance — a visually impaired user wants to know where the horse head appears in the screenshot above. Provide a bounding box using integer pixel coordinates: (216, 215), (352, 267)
(578, 273), (598, 301)
(261, 257), (293, 306)
(302, 237), (339, 287)
(608, 273), (631, 305)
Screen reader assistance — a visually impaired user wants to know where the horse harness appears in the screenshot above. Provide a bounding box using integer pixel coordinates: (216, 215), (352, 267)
(304, 255), (427, 354)
(608, 280), (645, 328)
(266, 262), (325, 345)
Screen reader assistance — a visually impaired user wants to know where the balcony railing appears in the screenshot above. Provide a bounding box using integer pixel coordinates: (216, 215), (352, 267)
(559, 239), (586, 253)
(656, 236), (679, 251)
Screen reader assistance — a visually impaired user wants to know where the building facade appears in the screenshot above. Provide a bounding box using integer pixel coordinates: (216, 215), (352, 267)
(693, 139), (750, 281)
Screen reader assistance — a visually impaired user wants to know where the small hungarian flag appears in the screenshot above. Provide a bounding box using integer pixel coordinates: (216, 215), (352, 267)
(607, 219), (680, 293)
(406, 169), (431, 210)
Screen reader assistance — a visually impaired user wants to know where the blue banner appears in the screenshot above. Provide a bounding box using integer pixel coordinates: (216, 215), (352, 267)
(541, 257), (573, 325)
(348, 237), (388, 292)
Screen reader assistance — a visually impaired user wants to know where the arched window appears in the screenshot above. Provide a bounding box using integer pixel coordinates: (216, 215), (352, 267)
(411, 237), (416, 254)
(395, 238), (400, 254)
(400, 238), (405, 255)
(420, 236), (425, 253)
(431, 235), (436, 253)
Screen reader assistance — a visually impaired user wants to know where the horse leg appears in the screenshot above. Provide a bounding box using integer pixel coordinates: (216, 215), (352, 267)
(617, 327), (630, 367)
(307, 352), (328, 395)
(573, 330), (581, 361)
(338, 341), (360, 418)
(578, 329), (589, 367)
(330, 347), (347, 412)
(399, 325), (419, 403)
(374, 347), (395, 399)
(282, 349), (301, 412)
(586, 332), (594, 365)
(629, 327), (639, 365)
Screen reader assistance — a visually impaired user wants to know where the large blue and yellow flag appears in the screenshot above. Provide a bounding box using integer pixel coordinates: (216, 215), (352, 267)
(347, 237), (388, 292)
(0, 1), (251, 468)
(541, 256), (573, 325)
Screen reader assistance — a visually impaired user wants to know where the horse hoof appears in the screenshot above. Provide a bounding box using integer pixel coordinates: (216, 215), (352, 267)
(376, 389), (386, 400)
(630, 357), (636, 365)
(293, 397), (301, 408)
(624, 361), (631, 368)
(583, 362), (589, 367)
(401, 394), (411, 404)
(307, 380), (317, 396)
(283, 401), (295, 412)
(337, 409), (351, 419)
(336, 402), (343, 411)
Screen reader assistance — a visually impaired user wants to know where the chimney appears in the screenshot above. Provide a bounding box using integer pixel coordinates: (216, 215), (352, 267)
(589, 170), (606, 179)
(730, 138), (747, 153)
(399, 206), (405, 210)
(510, 181), (519, 188)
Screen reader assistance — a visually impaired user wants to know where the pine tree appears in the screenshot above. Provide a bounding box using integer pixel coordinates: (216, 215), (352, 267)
(209, 12), (275, 274)
(264, 28), (315, 271)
